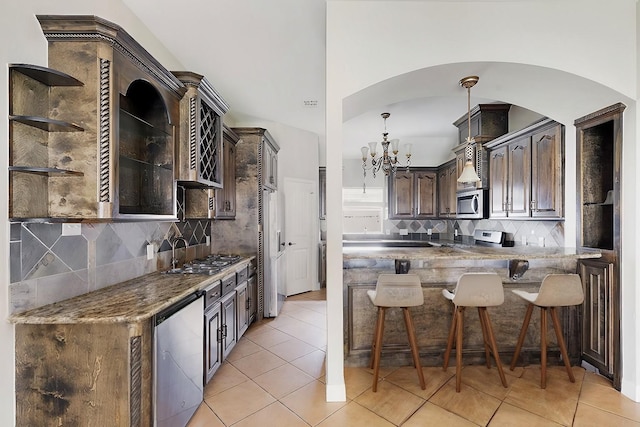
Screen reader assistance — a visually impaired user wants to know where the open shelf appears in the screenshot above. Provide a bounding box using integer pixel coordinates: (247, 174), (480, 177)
(10, 115), (84, 132)
(9, 166), (83, 176)
(9, 63), (84, 87)
(120, 108), (171, 138)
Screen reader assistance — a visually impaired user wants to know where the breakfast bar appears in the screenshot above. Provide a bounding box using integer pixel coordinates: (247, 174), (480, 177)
(343, 239), (601, 368)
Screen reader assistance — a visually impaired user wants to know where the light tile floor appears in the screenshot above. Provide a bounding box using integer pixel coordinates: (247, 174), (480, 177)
(189, 289), (640, 426)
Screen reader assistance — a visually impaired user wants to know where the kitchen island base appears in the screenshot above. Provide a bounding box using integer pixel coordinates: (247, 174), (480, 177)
(343, 249), (595, 369)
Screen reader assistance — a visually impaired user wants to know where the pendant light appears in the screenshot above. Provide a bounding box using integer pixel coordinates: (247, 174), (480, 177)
(457, 76), (481, 183)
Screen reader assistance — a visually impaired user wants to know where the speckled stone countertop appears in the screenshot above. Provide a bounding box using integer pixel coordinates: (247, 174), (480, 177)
(8, 258), (254, 325)
(343, 240), (602, 261)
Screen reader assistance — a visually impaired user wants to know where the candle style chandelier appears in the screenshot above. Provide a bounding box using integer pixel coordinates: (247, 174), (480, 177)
(360, 112), (412, 190)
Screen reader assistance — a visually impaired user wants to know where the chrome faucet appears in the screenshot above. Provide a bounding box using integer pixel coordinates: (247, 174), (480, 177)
(170, 236), (188, 270)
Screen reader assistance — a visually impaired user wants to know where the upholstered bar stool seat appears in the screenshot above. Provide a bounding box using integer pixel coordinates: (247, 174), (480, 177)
(442, 272), (508, 392)
(368, 273), (426, 392)
(510, 273), (584, 389)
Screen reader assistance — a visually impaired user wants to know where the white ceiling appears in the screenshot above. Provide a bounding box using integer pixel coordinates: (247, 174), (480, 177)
(122, 0), (561, 163)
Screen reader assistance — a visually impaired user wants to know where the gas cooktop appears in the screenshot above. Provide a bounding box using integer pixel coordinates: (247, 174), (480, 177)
(164, 254), (243, 275)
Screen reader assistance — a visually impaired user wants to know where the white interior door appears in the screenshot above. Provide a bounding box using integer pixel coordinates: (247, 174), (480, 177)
(283, 178), (316, 296)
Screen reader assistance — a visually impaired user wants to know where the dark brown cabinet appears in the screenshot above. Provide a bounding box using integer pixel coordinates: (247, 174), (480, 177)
(486, 119), (563, 219)
(248, 274), (258, 325)
(182, 187), (215, 219)
(531, 124), (563, 218)
(262, 137), (279, 190)
(173, 71), (229, 188)
(437, 161), (457, 217)
(575, 103), (625, 389)
(236, 281), (248, 338)
(488, 144), (508, 218)
(10, 16), (185, 221)
(235, 264), (250, 338)
(215, 126), (239, 219)
(453, 104), (511, 145)
(221, 290), (237, 359)
(388, 168), (437, 219)
(507, 135), (531, 218)
(205, 299), (223, 382)
(579, 258), (617, 378)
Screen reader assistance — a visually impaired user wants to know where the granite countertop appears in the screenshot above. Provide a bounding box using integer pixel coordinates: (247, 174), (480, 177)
(8, 257), (254, 325)
(342, 240), (602, 261)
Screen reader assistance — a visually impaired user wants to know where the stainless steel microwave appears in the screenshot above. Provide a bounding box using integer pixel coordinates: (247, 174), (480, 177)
(456, 189), (489, 219)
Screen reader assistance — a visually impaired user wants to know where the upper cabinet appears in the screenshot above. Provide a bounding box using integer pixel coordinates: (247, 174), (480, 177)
(452, 104), (510, 192)
(485, 118), (564, 219)
(437, 161), (457, 218)
(9, 15), (186, 221)
(215, 126), (239, 219)
(575, 103), (624, 251)
(388, 168), (437, 219)
(453, 104), (511, 145)
(262, 135), (279, 191)
(172, 71), (229, 188)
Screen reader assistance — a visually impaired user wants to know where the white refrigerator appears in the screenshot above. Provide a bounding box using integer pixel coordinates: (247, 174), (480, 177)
(263, 190), (285, 317)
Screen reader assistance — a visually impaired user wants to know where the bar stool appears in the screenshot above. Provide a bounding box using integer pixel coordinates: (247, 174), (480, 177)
(442, 273), (508, 392)
(368, 273), (426, 392)
(509, 274), (584, 389)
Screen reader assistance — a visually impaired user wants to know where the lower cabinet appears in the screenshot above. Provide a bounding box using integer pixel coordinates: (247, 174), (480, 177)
(221, 291), (237, 360)
(204, 263), (257, 386)
(15, 321), (154, 426)
(205, 300), (223, 383)
(579, 257), (619, 383)
(204, 281), (238, 383)
(248, 274), (257, 324)
(236, 280), (249, 338)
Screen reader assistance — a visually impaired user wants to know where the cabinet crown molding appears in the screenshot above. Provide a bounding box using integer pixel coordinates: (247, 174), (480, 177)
(37, 15), (186, 98)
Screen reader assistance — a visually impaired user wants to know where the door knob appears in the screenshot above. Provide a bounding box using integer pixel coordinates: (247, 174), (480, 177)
(288, 242), (296, 246)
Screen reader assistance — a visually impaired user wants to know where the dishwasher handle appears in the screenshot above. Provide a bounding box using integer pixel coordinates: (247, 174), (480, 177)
(154, 291), (203, 326)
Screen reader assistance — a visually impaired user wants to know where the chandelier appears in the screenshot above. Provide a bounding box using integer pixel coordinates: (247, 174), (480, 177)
(457, 75), (481, 183)
(360, 112), (412, 187)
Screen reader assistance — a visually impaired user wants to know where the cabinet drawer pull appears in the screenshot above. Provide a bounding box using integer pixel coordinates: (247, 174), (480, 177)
(511, 145), (525, 151)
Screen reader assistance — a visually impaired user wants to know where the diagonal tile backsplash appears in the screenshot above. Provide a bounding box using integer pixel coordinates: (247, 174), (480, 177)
(9, 219), (211, 314)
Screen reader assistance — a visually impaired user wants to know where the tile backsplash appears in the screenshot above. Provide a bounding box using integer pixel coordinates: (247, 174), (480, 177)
(9, 219), (211, 314)
(383, 218), (565, 247)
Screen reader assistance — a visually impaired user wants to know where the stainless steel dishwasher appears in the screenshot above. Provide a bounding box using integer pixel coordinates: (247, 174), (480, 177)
(154, 291), (204, 427)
